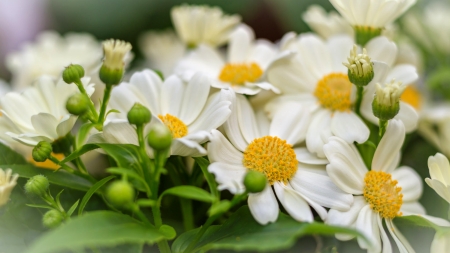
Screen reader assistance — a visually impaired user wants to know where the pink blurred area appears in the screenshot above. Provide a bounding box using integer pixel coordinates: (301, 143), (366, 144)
(0, 0), (49, 78)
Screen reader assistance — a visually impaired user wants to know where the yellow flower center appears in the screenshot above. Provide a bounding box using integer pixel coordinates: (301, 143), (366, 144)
(363, 170), (403, 219)
(243, 136), (298, 185)
(158, 114), (188, 138)
(29, 153), (65, 170)
(314, 73), (352, 111)
(218, 62), (263, 85)
(401, 85), (421, 110)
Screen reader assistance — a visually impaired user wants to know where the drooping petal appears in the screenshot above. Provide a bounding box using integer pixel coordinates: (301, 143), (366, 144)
(273, 182), (314, 222)
(248, 185), (279, 225)
(356, 205), (381, 253)
(207, 130), (243, 165)
(386, 218), (415, 253)
(208, 162), (247, 194)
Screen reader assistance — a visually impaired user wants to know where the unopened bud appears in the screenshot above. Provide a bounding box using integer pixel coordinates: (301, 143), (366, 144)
(147, 124), (172, 151)
(372, 80), (405, 121)
(127, 103), (151, 126)
(24, 175), (49, 197)
(62, 64), (85, 84)
(66, 93), (90, 115)
(32, 141), (53, 162)
(42, 209), (64, 228)
(106, 180), (135, 209)
(243, 171), (267, 193)
(343, 45), (374, 87)
(100, 39), (132, 86)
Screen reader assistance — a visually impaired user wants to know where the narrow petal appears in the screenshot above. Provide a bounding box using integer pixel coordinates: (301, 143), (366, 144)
(248, 185), (279, 225)
(425, 178), (450, 204)
(222, 94), (249, 151)
(331, 111), (369, 144)
(294, 147), (329, 165)
(377, 216), (392, 253)
(269, 101), (311, 145)
(160, 75), (185, 116)
(372, 119), (405, 173)
(386, 218), (415, 253)
(392, 166), (422, 202)
(306, 109), (332, 158)
(103, 120), (138, 145)
(395, 102), (418, 133)
(171, 138), (207, 157)
(273, 182), (314, 222)
(208, 162), (246, 194)
(356, 205), (381, 253)
(207, 130), (243, 165)
(178, 73), (211, 125)
(31, 113), (59, 140)
(228, 25), (253, 63)
(328, 196), (366, 228)
(56, 115), (78, 138)
(429, 153), (450, 185)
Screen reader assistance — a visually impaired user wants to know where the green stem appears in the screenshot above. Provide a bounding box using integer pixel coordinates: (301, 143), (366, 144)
(48, 155), (97, 184)
(74, 80), (98, 121)
(136, 124), (153, 198)
(72, 139), (88, 175)
(379, 120), (388, 139)
(97, 85), (113, 130)
(152, 206), (171, 253)
(355, 86), (364, 117)
(132, 204), (155, 228)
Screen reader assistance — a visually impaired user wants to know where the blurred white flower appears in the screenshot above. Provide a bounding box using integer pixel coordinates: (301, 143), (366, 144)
(139, 30), (186, 77)
(426, 153), (450, 203)
(419, 105), (450, 158)
(0, 168), (18, 207)
(171, 4), (241, 48)
(102, 39), (132, 71)
(302, 5), (353, 39)
(431, 232), (450, 253)
(6, 31), (103, 90)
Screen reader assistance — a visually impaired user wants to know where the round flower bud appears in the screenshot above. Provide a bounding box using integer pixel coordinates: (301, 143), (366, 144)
(372, 80), (405, 121)
(127, 103), (151, 126)
(100, 39), (132, 86)
(99, 65), (124, 86)
(66, 93), (90, 115)
(147, 124), (172, 151)
(343, 45), (374, 87)
(32, 141), (53, 162)
(62, 64), (85, 84)
(243, 171), (267, 193)
(42, 210), (64, 228)
(24, 175), (49, 197)
(106, 180), (135, 209)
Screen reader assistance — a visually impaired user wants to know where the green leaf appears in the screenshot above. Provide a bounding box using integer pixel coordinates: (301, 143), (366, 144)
(395, 215), (447, 231)
(172, 205), (366, 253)
(78, 175), (116, 216)
(9, 164), (92, 191)
(158, 186), (215, 206)
(25, 204), (53, 210)
(25, 211), (171, 253)
(106, 109), (121, 118)
(67, 200), (80, 216)
(106, 167), (149, 193)
(193, 157), (218, 200)
(75, 123), (95, 147)
(0, 142), (27, 165)
(136, 199), (156, 207)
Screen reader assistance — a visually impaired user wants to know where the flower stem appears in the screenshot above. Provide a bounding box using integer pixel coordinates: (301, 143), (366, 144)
(97, 85), (113, 130)
(379, 120), (388, 139)
(74, 80), (98, 122)
(355, 86), (364, 117)
(48, 155), (97, 184)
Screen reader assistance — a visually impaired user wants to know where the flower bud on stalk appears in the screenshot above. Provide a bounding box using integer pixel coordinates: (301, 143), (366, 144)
(372, 80), (405, 121)
(66, 93), (90, 115)
(243, 171), (267, 193)
(62, 64), (85, 84)
(147, 124), (173, 151)
(32, 141), (53, 163)
(42, 209), (64, 228)
(24, 175), (49, 197)
(343, 45), (374, 87)
(127, 103), (151, 126)
(106, 180), (135, 209)
(99, 39), (132, 86)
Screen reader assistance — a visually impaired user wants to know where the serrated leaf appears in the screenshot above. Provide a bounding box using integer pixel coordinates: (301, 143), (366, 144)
(158, 186), (215, 206)
(25, 211), (171, 253)
(172, 205), (366, 253)
(8, 164), (92, 191)
(193, 157), (218, 200)
(78, 175), (115, 216)
(67, 200), (80, 216)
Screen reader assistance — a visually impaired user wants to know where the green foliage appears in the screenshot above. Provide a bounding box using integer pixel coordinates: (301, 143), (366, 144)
(78, 175), (116, 215)
(158, 186), (215, 206)
(193, 157), (218, 199)
(0, 142), (27, 165)
(172, 205), (366, 253)
(24, 211), (173, 253)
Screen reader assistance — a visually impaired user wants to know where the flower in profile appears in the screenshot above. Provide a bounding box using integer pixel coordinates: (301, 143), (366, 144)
(426, 153), (450, 204)
(175, 25), (281, 95)
(0, 76), (95, 146)
(95, 69), (234, 157)
(6, 31), (102, 90)
(100, 39), (132, 86)
(302, 5), (353, 39)
(0, 168), (19, 207)
(139, 30), (186, 77)
(171, 4), (241, 48)
(208, 94), (353, 224)
(324, 120), (449, 252)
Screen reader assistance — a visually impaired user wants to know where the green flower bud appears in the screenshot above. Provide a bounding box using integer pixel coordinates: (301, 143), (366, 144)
(32, 141), (53, 162)
(343, 45), (374, 87)
(24, 175), (49, 197)
(99, 65), (124, 86)
(66, 93), (90, 115)
(147, 124), (172, 151)
(243, 171), (267, 193)
(42, 209), (64, 228)
(127, 103), (151, 126)
(62, 64), (85, 84)
(106, 180), (135, 209)
(100, 39), (132, 86)
(372, 80), (405, 121)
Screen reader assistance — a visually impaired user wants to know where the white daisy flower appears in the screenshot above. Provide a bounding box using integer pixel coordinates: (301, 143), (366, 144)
(329, 0), (417, 29)
(0, 76), (95, 147)
(175, 25), (281, 95)
(6, 31), (102, 90)
(418, 104), (450, 158)
(0, 168), (19, 207)
(431, 232), (450, 253)
(139, 30), (186, 77)
(302, 5), (353, 40)
(207, 94), (353, 224)
(96, 69), (234, 157)
(171, 4), (241, 48)
(426, 153), (450, 204)
(324, 120), (449, 252)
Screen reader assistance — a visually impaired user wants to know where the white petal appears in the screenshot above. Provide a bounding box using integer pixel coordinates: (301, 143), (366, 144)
(385, 64), (418, 86)
(174, 45), (224, 80)
(365, 36), (397, 67)
(171, 137), (207, 157)
(394, 102), (418, 133)
(377, 216), (392, 253)
(392, 166), (422, 202)
(356, 205), (381, 253)
(306, 109), (332, 158)
(248, 185), (279, 225)
(431, 232), (450, 253)
(236, 95), (260, 143)
(273, 182), (313, 222)
(269, 101), (310, 145)
(207, 130), (243, 165)
(254, 82), (280, 94)
(386, 218), (415, 253)
(426, 178), (450, 204)
(400, 202), (426, 215)
(103, 120), (138, 145)
(328, 196), (366, 228)
(160, 75), (185, 116)
(31, 113), (59, 140)
(178, 73), (211, 125)
(128, 69), (163, 114)
(331, 111), (369, 144)
(222, 94), (248, 151)
(327, 35), (354, 72)
(56, 115), (78, 138)
(294, 147), (329, 165)
(228, 25), (253, 63)
(428, 153), (450, 185)
(208, 162), (246, 194)
(372, 119), (405, 173)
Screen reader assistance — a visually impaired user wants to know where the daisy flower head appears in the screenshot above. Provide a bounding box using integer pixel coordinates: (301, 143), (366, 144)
(97, 69), (234, 157)
(207, 94), (353, 225)
(171, 4), (241, 48)
(418, 105), (450, 158)
(0, 76), (95, 147)
(0, 168), (19, 207)
(426, 153), (450, 204)
(324, 120), (449, 252)
(175, 25), (281, 95)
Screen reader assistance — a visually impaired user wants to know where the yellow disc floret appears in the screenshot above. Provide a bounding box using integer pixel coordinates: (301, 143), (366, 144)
(243, 136), (298, 185)
(158, 114), (188, 138)
(218, 62), (263, 85)
(401, 85), (422, 110)
(314, 73), (352, 112)
(363, 170), (403, 219)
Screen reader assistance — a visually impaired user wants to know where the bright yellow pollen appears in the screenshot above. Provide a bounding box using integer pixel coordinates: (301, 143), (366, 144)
(363, 171), (403, 219)
(243, 136), (297, 185)
(314, 73), (352, 112)
(158, 114), (188, 138)
(401, 85), (421, 110)
(29, 153), (65, 170)
(218, 62), (263, 85)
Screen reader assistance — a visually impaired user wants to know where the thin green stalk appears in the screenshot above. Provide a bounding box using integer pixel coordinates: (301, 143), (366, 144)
(136, 124), (153, 198)
(152, 206), (171, 253)
(131, 204), (155, 228)
(48, 155), (97, 184)
(74, 80), (98, 121)
(97, 85), (113, 130)
(379, 120), (388, 139)
(355, 86), (364, 116)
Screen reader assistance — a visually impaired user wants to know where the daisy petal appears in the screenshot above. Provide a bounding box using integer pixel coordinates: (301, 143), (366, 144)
(294, 148), (329, 165)
(208, 162), (246, 194)
(372, 119), (405, 172)
(207, 130), (243, 165)
(306, 109), (332, 158)
(269, 101), (311, 145)
(386, 218), (415, 253)
(392, 166), (422, 202)
(273, 182), (314, 222)
(331, 111), (369, 144)
(395, 102), (418, 133)
(178, 73), (210, 125)
(248, 184), (279, 225)
(356, 205), (381, 253)
(377, 216), (392, 253)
